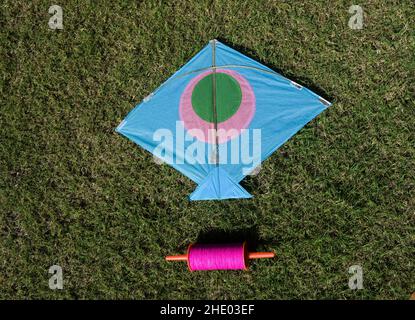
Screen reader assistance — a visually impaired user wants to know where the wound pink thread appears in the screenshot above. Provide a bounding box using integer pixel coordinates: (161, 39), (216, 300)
(188, 243), (246, 271)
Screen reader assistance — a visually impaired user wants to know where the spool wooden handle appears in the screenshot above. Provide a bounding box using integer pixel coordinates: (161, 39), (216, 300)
(166, 252), (275, 261)
(248, 252), (275, 259)
(166, 254), (188, 261)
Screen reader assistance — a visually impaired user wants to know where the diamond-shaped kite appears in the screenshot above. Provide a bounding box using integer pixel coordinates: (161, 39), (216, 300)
(116, 40), (331, 200)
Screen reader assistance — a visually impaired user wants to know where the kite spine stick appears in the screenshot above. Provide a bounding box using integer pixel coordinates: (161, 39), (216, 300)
(210, 40), (220, 168)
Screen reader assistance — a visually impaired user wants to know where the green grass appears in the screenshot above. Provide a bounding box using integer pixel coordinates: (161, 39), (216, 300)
(0, 0), (414, 299)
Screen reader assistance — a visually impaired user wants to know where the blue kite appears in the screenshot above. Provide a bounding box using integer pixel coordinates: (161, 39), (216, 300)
(116, 40), (331, 200)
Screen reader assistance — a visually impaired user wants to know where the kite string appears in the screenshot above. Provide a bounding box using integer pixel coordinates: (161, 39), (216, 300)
(188, 243), (246, 271)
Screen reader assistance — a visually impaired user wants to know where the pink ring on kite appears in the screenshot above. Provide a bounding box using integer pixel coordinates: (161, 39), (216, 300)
(179, 69), (255, 144)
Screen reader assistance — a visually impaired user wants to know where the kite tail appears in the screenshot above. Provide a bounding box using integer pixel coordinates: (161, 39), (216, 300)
(189, 167), (252, 201)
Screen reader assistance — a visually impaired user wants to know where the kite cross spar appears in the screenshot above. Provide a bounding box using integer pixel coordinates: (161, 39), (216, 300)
(116, 40), (331, 200)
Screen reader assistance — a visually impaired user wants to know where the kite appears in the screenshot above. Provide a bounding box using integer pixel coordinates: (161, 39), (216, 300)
(116, 40), (331, 200)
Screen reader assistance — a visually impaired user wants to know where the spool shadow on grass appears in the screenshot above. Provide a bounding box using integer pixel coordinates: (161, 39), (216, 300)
(196, 226), (273, 252)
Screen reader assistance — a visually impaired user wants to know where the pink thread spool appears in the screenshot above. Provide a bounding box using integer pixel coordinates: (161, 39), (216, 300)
(166, 242), (275, 271)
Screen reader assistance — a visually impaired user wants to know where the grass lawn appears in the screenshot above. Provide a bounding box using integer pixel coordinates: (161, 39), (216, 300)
(0, 0), (414, 299)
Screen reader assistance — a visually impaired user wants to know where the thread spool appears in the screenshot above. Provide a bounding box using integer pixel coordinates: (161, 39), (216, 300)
(166, 242), (275, 271)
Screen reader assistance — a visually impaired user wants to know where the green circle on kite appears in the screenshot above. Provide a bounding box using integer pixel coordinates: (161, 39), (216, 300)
(191, 73), (242, 123)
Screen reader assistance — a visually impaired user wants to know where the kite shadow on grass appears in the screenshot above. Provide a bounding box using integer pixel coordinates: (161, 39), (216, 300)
(215, 37), (335, 195)
(216, 37), (335, 102)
